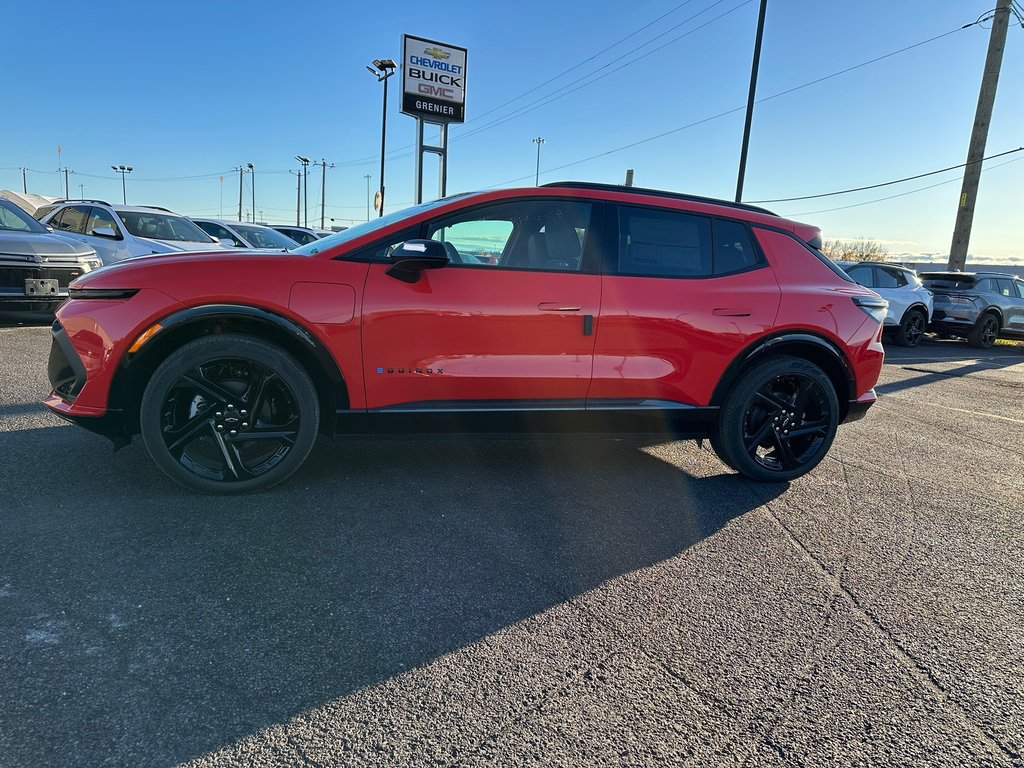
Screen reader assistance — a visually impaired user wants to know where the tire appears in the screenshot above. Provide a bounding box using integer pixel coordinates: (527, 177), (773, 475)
(967, 313), (999, 349)
(713, 355), (840, 482)
(894, 308), (926, 347)
(140, 334), (320, 494)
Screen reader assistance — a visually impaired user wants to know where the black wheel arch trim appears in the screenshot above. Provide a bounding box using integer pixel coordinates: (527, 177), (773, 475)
(110, 303), (348, 437)
(710, 331), (857, 414)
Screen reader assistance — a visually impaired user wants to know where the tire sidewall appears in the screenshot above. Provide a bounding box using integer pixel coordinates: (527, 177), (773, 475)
(716, 355), (840, 482)
(896, 308), (925, 347)
(140, 334), (320, 494)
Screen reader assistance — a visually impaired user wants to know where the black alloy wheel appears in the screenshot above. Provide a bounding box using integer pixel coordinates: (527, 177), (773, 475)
(968, 313), (999, 349)
(141, 335), (319, 493)
(714, 355), (839, 482)
(895, 308), (926, 347)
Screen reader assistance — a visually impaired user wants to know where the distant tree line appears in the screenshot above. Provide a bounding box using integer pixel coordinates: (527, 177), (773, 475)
(820, 238), (889, 262)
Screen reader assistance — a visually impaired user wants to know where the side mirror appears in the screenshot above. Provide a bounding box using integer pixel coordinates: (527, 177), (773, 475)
(92, 227), (118, 239)
(217, 238), (237, 248)
(386, 239), (449, 283)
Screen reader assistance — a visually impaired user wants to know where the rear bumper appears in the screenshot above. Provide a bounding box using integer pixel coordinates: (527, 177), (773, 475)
(843, 389), (876, 423)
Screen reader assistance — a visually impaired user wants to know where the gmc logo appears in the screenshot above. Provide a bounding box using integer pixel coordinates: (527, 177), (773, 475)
(418, 84), (455, 99)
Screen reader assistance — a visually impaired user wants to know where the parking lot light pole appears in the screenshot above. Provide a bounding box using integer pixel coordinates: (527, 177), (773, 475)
(247, 163), (255, 222)
(295, 156), (311, 227)
(532, 137), (546, 186)
(367, 58), (397, 217)
(364, 174), (372, 221)
(111, 165), (133, 204)
(316, 159), (335, 229)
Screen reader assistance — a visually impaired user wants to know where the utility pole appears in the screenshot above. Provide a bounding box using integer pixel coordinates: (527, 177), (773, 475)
(79, 183), (85, 199)
(533, 137), (546, 186)
(948, 0), (1012, 271)
(295, 156), (311, 227)
(317, 159), (335, 229)
(364, 174), (372, 221)
(237, 166), (244, 221)
(735, 0), (768, 202)
(624, 169), (634, 187)
(291, 169), (302, 225)
(219, 176), (224, 219)
(20, 168), (27, 194)
(63, 168), (70, 198)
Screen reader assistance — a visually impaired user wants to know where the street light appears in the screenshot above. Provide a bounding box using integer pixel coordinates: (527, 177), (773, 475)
(532, 137), (546, 186)
(247, 163), (255, 222)
(295, 156), (311, 227)
(111, 165), (133, 204)
(367, 58), (397, 217)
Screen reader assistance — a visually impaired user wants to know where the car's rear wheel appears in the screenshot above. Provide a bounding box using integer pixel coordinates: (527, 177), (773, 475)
(895, 308), (926, 347)
(140, 334), (319, 494)
(967, 313), (999, 349)
(713, 356), (839, 482)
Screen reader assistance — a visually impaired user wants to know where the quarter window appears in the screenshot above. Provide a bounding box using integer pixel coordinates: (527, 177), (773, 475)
(619, 207), (712, 277)
(713, 219), (761, 274)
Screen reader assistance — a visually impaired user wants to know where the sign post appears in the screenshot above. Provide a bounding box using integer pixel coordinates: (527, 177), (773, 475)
(401, 34), (467, 204)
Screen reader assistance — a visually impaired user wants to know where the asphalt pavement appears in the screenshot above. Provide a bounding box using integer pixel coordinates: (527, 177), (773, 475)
(0, 325), (1021, 767)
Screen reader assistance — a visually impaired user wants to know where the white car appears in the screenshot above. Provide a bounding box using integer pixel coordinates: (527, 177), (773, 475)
(840, 262), (933, 347)
(37, 201), (224, 265)
(269, 225), (339, 245)
(191, 219), (300, 251)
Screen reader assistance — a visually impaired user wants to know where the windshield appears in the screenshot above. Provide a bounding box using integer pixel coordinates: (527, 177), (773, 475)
(233, 224), (298, 250)
(118, 211), (214, 243)
(0, 200), (49, 233)
(292, 196), (471, 256)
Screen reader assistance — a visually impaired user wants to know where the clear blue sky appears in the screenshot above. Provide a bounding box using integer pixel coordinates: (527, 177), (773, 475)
(2, 0), (1021, 263)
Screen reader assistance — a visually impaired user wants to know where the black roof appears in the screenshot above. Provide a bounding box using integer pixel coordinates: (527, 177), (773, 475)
(540, 181), (777, 216)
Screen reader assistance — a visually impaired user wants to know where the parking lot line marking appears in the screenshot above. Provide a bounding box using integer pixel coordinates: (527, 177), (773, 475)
(880, 397), (1024, 425)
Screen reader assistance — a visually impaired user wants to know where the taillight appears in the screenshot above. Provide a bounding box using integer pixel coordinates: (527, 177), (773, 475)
(852, 296), (888, 324)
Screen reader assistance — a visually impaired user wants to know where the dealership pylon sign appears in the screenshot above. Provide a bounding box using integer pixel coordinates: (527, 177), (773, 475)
(402, 34), (467, 204)
(401, 35), (467, 123)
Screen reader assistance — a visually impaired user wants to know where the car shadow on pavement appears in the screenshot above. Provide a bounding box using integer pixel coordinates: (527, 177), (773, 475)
(0, 427), (785, 767)
(877, 338), (1023, 396)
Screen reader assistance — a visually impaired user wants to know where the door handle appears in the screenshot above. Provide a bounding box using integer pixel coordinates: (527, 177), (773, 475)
(712, 307), (752, 317)
(538, 302), (582, 312)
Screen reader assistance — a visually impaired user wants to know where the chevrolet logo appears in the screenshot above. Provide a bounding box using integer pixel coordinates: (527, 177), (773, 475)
(423, 47), (450, 60)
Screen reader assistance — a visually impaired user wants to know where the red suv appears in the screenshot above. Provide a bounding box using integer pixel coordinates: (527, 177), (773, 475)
(44, 183), (885, 493)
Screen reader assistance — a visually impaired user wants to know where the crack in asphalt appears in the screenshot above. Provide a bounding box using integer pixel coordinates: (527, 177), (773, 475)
(767, 507), (1019, 766)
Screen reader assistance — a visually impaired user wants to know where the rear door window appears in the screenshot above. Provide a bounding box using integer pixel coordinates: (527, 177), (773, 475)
(873, 267), (900, 289)
(994, 279), (1015, 298)
(846, 265), (875, 288)
(55, 205), (89, 235)
(618, 207), (712, 278)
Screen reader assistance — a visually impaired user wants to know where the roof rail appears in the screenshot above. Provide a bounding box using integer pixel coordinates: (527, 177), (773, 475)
(136, 205), (175, 213)
(540, 181), (777, 216)
(50, 198), (113, 206)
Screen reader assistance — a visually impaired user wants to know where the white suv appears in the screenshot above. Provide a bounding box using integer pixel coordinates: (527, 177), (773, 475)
(840, 262), (933, 347)
(37, 201), (225, 265)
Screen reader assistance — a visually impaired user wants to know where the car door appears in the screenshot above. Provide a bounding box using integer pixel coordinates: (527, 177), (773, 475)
(871, 265), (908, 325)
(83, 206), (131, 263)
(1012, 280), (1024, 332)
(995, 278), (1024, 333)
(359, 197), (602, 410)
(590, 206), (781, 407)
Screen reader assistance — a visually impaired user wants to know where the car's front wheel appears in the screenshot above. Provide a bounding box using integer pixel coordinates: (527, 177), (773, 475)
(894, 308), (926, 347)
(967, 313), (999, 349)
(140, 334), (320, 494)
(713, 356), (839, 482)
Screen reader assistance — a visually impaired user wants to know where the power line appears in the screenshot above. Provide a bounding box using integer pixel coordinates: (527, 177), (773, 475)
(482, 20), (984, 189)
(785, 153), (1024, 217)
(750, 146), (1024, 203)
